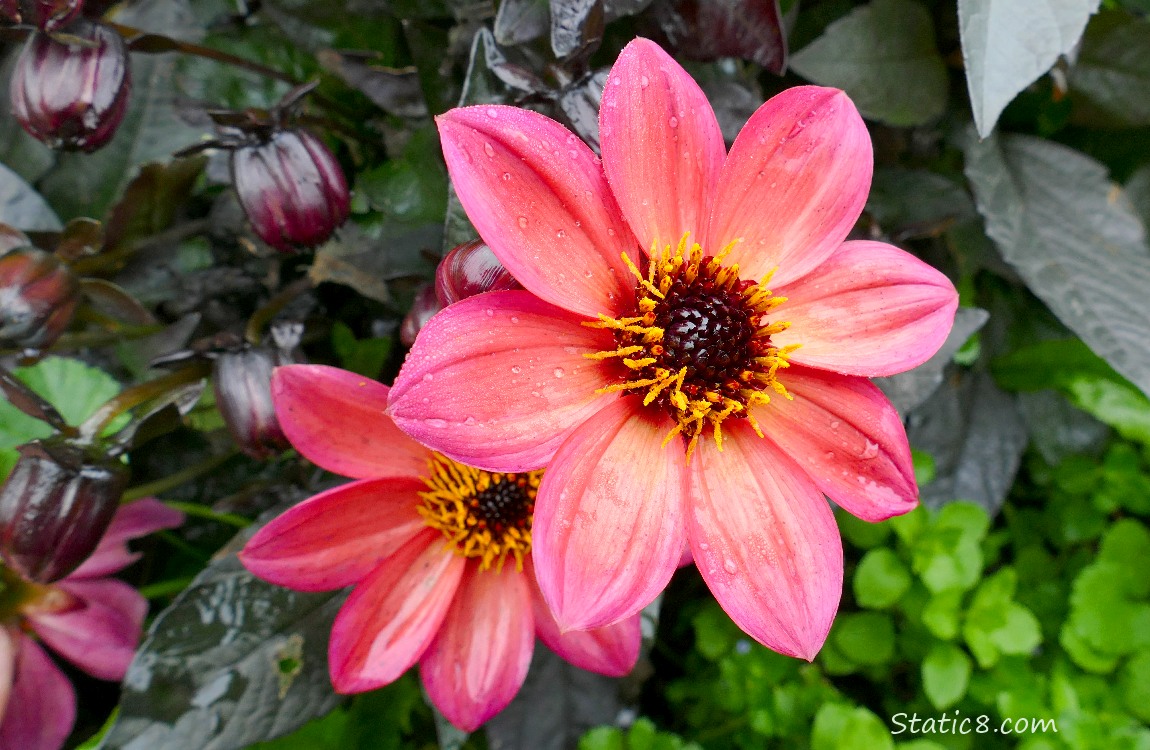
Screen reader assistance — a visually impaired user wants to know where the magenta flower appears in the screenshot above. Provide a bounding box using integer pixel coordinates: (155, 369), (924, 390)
(239, 365), (640, 732)
(387, 39), (958, 659)
(0, 498), (183, 750)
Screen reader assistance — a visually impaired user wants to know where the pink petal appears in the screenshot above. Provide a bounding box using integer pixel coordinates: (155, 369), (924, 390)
(420, 564), (534, 732)
(526, 560), (639, 677)
(0, 629), (12, 726)
(388, 291), (619, 472)
(437, 107), (637, 319)
(70, 498), (184, 579)
(532, 397), (688, 631)
(272, 365), (432, 480)
(703, 86), (872, 287)
(0, 635), (74, 750)
(688, 423), (843, 660)
(600, 38), (725, 252)
(772, 241), (959, 376)
(27, 579), (144, 681)
(239, 477), (427, 592)
(754, 366), (917, 522)
(328, 528), (465, 693)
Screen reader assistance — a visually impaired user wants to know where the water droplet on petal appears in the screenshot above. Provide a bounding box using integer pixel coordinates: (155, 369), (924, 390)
(510, 316), (519, 323)
(485, 308), (494, 317)
(483, 142), (495, 157)
(669, 116), (678, 128)
(723, 559), (738, 574)
(830, 420), (840, 429)
(640, 75), (649, 88)
(861, 440), (880, 459)
(511, 366), (522, 374)
(422, 373), (434, 382)
(553, 368), (565, 378)
(485, 107), (499, 118)
(501, 172), (511, 181)
(517, 216), (529, 229)
(427, 418), (448, 429)
(825, 451), (835, 460)
(556, 229), (567, 238)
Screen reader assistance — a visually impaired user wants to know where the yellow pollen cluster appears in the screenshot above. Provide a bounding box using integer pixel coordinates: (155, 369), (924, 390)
(584, 234), (798, 461)
(417, 453), (542, 572)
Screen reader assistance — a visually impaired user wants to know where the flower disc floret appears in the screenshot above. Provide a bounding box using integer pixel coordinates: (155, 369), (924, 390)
(418, 454), (540, 572)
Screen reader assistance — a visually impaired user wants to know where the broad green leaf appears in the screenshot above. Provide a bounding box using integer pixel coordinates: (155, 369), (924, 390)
(991, 338), (1122, 392)
(832, 612), (895, 666)
(958, 0), (1100, 137)
(922, 643), (972, 709)
(100, 551), (345, 750)
(1120, 649), (1150, 723)
(0, 162), (61, 231)
(790, 0), (946, 127)
(837, 511), (891, 550)
(811, 704), (895, 750)
(921, 590), (964, 640)
(1070, 10), (1150, 127)
(853, 548), (912, 609)
(964, 133), (1150, 400)
(1066, 378), (1150, 446)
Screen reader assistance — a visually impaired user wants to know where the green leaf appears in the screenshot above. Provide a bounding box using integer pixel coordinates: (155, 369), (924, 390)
(1066, 378), (1150, 446)
(964, 133), (1150, 400)
(921, 590), (965, 641)
(1120, 649), (1150, 723)
(811, 704), (895, 750)
(357, 128), (448, 225)
(911, 502), (989, 594)
(922, 643), (972, 709)
(991, 338), (1123, 392)
(1070, 10), (1150, 127)
(790, 0), (947, 126)
(578, 719), (701, 750)
(832, 612), (896, 666)
(0, 161), (61, 231)
(958, 0), (1099, 136)
(853, 548), (912, 609)
(331, 322), (394, 380)
(838, 511), (892, 550)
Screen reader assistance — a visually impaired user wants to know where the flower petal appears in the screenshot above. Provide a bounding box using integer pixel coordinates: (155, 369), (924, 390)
(388, 291), (619, 472)
(533, 397), (688, 631)
(601, 38), (725, 251)
(0, 628), (12, 726)
(240, 477), (426, 592)
(527, 560), (639, 677)
(272, 365), (431, 480)
(0, 635), (74, 750)
(755, 367), (917, 522)
(26, 579), (144, 681)
(704, 86), (872, 287)
(329, 528), (465, 693)
(688, 423), (843, 660)
(437, 106), (636, 318)
(773, 241), (958, 376)
(420, 564), (534, 732)
(70, 498), (184, 579)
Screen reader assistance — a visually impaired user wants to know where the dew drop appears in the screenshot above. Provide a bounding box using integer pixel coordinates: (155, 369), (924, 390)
(517, 216), (529, 229)
(484, 308), (494, 317)
(510, 316), (520, 323)
(612, 76), (622, 86)
(723, 559), (738, 575)
(501, 172), (511, 181)
(485, 107), (499, 118)
(511, 366), (522, 374)
(584, 270), (593, 278)
(427, 418), (448, 429)
(422, 373), (434, 382)
(464, 416), (478, 426)
(824, 451), (835, 460)
(607, 228), (616, 236)
(556, 229), (567, 238)
(483, 142), (495, 157)
(669, 116), (678, 128)
(698, 542), (709, 551)
(640, 74), (650, 88)
(830, 420), (840, 429)
(553, 368), (565, 378)
(861, 440), (880, 459)
(569, 149), (578, 159)
(531, 390), (541, 397)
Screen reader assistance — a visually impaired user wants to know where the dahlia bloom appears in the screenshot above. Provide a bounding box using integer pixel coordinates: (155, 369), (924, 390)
(239, 365), (640, 732)
(0, 498), (183, 750)
(388, 39), (958, 659)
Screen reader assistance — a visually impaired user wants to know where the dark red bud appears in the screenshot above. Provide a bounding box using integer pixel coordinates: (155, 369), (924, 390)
(0, 246), (80, 350)
(0, 438), (129, 583)
(400, 283), (441, 347)
(213, 344), (299, 459)
(434, 240), (521, 307)
(9, 21), (131, 152)
(0, 0), (84, 31)
(231, 128), (350, 253)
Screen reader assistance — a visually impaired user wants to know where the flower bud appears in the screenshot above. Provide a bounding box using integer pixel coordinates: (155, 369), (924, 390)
(400, 283), (441, 347)
(0, 246), (80, 350)
(434, 240), (521, 306)
(9, 20), (131, 152)
(213, 340), (299, 459)
(0, 0), (84, 31)
(0, 438), (129, 583)
(231, 128), (350, 253)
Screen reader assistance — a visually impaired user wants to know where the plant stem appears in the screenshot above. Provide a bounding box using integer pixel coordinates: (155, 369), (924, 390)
(69, 218), (212, 276)
(123, 449), (240, 502)
(138, 576), (196, 599)
(110, 23), (299, 85)
(162, 500), (250, 529)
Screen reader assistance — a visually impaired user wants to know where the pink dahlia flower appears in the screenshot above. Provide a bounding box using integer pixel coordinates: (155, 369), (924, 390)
(0, 498), (184, 750)
(239, 365), (640, 732)
(388, 38), (958, 660)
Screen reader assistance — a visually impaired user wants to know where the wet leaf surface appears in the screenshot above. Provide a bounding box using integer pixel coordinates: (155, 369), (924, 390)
(0, 161), (61, 231)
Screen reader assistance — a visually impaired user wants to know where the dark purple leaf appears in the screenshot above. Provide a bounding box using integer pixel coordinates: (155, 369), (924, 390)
(316, 50), (428, 118)
(646, 0), (787, 75)
(550, 0), (604, 62)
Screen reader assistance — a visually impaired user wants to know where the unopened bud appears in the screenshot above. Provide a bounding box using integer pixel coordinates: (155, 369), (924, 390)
(0, 0), (84, 31)
(434, 240), (521, 306)
(231, 128), (350, 253)
(0, 438), (129, 583)
(400, 283), (441, 347)
(9, 20), (131, 152)
(213, 331), (301, 459)
(0, 246), (80, 350)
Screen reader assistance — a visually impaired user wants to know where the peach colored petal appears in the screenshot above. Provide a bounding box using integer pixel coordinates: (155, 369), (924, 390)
(420, 564), (534, 732)
(329, 529), (465, 693)
(703, 86), (872, 287)
(437, 106), (637, 318)
(526, 560), (640, 677)
(773, 241), (959, 376)
(388, 291), (620, 472)
(533, 397), (688, 631)
(70, 498), (184, 579)
(272, 365), (432, 480)
(0, 635), (74, 750)
(27, 579), (144, 681)
(688, 422), (843, 660)
(240, 477), (427, 592)
(600, 38), (725, 252)
(754, 366), (917, 522)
